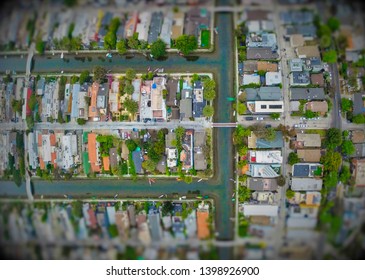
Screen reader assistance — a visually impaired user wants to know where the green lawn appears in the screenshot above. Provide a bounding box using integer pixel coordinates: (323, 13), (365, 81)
(201, 30), (210, 48)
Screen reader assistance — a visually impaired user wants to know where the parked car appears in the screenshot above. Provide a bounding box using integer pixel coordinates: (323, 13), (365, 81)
(245, 117), (254, 121)
(256, 117), (264, 120)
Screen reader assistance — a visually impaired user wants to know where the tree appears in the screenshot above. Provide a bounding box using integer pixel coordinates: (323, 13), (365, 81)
(35, 38), (45, 54)
(238, 146), (248, 156)
(270, 113), (280, 120)
(288, 152), (300, 165)
(320, 151), (342, 172)
(124, 84), (134, 95)
(204, 78), (216, 91)
(352, 114), (365, 124)
(277, 175), (286, 186)
(125, 139), (137, 152)
(175, 34), (198, 55)
(202, 105), (214, 118)
(237, 102), (247, 115)
(142, 159), (157, 172)
(161, 201), (174, 216)
(93, 66), (106, 83)
(70, 75), (79, 84)
(304, 110), (318, 119)
(26, 115), (34, 130)
(123, 99), (139, 115)
(203, 89), (216, 101)
(64, 0), (77, 7)
(79, 70), (90, 84)
(325, 128), (342, 150)
(341, 140), (355, 156)
(232, 125), (251, 146)
(264, 127), (276, 141)
(127, 33), (139, 49)
(104, 32), (116, 50)
(324, 171), (338, 187)
(125, 68), (136, 80)
(77, 118), (86, 125)
(286, 189), (295, 199)
(341, 98), (353, 112)
(175, 126), (185, 139)
(150, 39), (166, 59)
(339, 166), (351, 184)
(184, 176), (193, 184)
(320, 35), (332, 49)
(28, 94), (38, 111)
(327, 17), (340, 32)
(322, 50), (338, 63)
(11, 100), (22, 114)
(117, 39), (127, 55)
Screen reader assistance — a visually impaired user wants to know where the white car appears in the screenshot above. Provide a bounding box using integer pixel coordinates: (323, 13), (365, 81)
(256, 117), (264, 120)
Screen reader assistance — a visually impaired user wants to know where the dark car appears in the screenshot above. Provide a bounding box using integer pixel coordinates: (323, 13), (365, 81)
(245, 117), (254, 121)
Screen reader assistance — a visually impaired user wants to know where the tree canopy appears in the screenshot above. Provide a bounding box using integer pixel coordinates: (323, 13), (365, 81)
(320, 151), (342, 172)
(324, 128), (342, 150)
(341, 140), (355, 156)
(203, 89), (216, 101)
(79, 70), (90, 84)
(175, 35), (198, 55)
(288, 152), (300, 165)
(202, 105), (214, 118)
(327, 17), (340, 32)
(322, 50), (338, 63)
(341, 98), (353, 112)
(123, 98), (139, 115)
(93, 66), (107, 83)
(117, 39), (127, 55)
(125, 68), (136, 80)
(150, 39), (167, 59)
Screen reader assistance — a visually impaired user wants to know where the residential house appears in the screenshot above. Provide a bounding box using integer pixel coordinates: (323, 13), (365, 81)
(88, 82), (99, 119)
(115, 211), (130, 241)
(77, 83), (88, 120)
(128, 205), (136, 227)
(290, 88), (325, 101)
(289, 58), (303, 72)
(60, 133), (78, 170)
(196, 202), (210, 239)
(257, 61), (278, 72)
(246, 32), (277, 49)
(352, 158), (365, 187)
(148, 12), (163, 44)
(151, 78), (167, 121)
(193, 81), (206, 118)
(132, 150), (143, 174)
(109, 148), (118, 170)
(302, 57), (323, 72)
(286, 25), (316, 40)
(305, 101), (328, 116)
(243, 204), (279, 217)
(180, 98), (193, 120)
(297, 149), (321, 163)
(310, 73), (325, 87)
(247, 178), (278, 191)
(243, 74), (261, 85)
(160, 12), (173, 48)
(353, 92), (365, 116)
(194, 130), (206, 170)
(166, 148), (178, 168)
(246, 47), (279, 60)
(184, 8), (210, 38)
(36, 78), (45, 96)
(351, 130), (365, 144)
(243, 61), (258, 72)
(97, 83), (108, 116)
(87, 132), (101, 172)
(148, 208), (162, 241)
(290, 34), (305, 47)
(248, 164), (281, 178)
(296, 46), (320, 58)
(181, 129), (194, 170)
(246, 87), (282, 101)
(292, 163), (323, 178)
(249, 150), (283, 164)
(265, 72), (282, 86)
(136, 12), (151, 42)
(247, 100), (284, 114)
(124, 12), (138, 38)
(247, 131), (283, 149)
(171, 12), (184, 40)
(293, 134), (321, 148)
(280, 11), (313, 25)
(246, 20), (274, 33)
(291, 177), (323, 191)
(109, 81), (119, 116)
(290, 71), (310, 86)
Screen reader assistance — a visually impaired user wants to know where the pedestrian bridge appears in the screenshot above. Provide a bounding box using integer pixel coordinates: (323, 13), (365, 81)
(212, 123), (238, 128)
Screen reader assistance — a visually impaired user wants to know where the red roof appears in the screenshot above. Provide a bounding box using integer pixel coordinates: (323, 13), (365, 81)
(103, 156), (110, 171)
(38, 134), (42, 147)
(50, 134), (56, 146)
(39, 157), (45, 170)
(88, 133), (100, 172)
(51, 152), (57, 168)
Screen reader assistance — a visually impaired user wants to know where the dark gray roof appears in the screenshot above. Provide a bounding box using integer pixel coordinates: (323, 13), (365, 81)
(171, 107), (180, 120)
(286, 25), (316, 38)
(280, 11), (314, 25)
(193, 100), (206, 118)
(246, 47), (279, 60)
(194, 80), (203, 89)
(290, 88), (325, 100)
(292, 71), (310, 85)
(148, 210), (161, 241)
(353, 92), (365, 115)
(132, 150), (143, 174)
(292, 164), (310, 177)
(148, 12), (163, 44)
(166, 79), (178, 106)
(256, 131), (284, 148)
(109, 148), (118, 168)
(248, 178), (278, 191)
(98, 83), (109, 96)
(246, 87), (282, 101)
